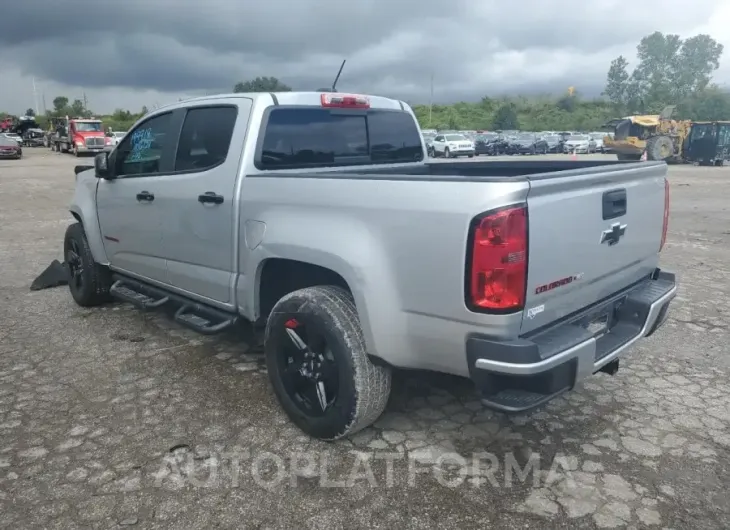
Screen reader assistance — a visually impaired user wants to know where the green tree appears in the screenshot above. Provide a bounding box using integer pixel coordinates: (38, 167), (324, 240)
(233, 76), (292, 93)
(603, 56), (630, 112)
(70, 99), (86, 117)
(52, 96), (69, 113)
(492, 104), (519, 130)
(674, 34), (724, 98)
(604, 32), (723, 113)
(25, 108), (35, 117)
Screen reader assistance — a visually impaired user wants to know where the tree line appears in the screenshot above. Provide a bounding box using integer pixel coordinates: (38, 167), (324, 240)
(2, 31), (728, 133)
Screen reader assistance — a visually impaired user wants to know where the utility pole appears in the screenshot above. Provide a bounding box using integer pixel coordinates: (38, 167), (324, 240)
(32, 77), (40, 116)
(83, 92), (88, 111)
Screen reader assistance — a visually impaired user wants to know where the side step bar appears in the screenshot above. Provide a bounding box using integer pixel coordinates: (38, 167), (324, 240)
(109, 276), (238, 335)
(174, 304), (238, 335)
(110, 279), (170, 310)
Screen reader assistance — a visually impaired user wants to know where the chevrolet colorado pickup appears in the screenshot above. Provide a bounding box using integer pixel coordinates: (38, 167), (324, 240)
(66, 91), (677, 440)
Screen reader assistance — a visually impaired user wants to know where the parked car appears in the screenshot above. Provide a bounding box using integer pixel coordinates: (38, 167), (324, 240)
(544, 134), (565, 153)
(430, 133), (475, 158)
(474, 133), (506, 155)
(564, 134), (596, 154)
(22, 128), (46, 147)
(0, 136), (22, 159)
(590, 133), (606, 153)
(1, 132), (22, 145)
(65, 90), (675, 441)
(422, 132), (436, 156)
(110, 131), (127, 146)
(505, 133), (549, 155)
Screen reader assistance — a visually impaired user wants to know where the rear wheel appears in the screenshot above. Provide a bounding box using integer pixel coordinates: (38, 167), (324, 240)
(265, 285), (391, 440)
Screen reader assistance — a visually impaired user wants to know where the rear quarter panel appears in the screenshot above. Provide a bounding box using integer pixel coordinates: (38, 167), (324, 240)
(236, 174), (530, 375)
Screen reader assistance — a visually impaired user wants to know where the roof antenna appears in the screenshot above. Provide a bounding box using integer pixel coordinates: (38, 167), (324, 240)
(331, 59), (346, 92)
(316, 59), (347, 92)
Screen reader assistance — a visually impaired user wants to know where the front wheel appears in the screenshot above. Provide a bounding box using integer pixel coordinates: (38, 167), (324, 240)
(265, 285), (392, 440)
(64, 223), (112, 307)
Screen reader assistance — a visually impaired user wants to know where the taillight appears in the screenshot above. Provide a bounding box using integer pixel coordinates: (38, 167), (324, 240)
(320, 93), (370, 109)
(660, 177), (670, 251)
(467, 205), (528, 312)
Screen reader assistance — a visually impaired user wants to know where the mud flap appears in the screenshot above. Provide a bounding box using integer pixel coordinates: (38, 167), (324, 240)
(30, 259), (69, 291)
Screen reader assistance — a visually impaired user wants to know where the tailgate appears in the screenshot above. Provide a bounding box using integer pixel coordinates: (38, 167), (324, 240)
(521, 162), (667, 334)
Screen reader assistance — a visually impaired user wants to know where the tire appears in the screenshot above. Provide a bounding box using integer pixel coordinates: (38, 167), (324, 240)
(444, 147), (451, 158)
(64, 222), (112, 307)
(468, 154), (474, 158)
(265, 285), (392, 440)
(646, 135), (675, 161)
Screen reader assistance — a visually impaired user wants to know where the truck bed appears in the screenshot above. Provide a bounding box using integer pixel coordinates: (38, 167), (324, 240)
(298, 159), (661, 180)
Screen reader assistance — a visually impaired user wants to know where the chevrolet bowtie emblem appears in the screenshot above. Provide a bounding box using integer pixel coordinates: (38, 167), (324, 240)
(601, 222), (627, 246)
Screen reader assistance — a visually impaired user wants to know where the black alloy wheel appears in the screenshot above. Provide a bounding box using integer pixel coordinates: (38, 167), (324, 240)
(277, 316), (339, 417)
(66, 238), (85, 293)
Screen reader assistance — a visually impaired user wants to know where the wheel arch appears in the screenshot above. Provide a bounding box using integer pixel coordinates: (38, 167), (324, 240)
(69, 205), (108, 265)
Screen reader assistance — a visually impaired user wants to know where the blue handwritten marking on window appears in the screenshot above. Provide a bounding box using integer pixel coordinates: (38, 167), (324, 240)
(128, 128), (154, 162)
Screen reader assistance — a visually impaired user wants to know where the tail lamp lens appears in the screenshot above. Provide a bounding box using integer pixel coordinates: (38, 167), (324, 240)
(468, 205), (528, 311)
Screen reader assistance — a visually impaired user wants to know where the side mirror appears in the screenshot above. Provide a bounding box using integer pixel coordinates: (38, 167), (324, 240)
(94, 152), (112, 179)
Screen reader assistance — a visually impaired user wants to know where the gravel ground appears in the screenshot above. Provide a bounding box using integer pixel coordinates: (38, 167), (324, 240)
(1, 149), (729, 529)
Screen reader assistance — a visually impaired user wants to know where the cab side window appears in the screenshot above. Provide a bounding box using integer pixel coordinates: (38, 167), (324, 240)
(174, 106), (238, 172)
(115, 112), (172, 177)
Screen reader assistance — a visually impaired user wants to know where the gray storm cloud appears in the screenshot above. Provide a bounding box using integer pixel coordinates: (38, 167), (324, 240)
(0, 0), (722, 105)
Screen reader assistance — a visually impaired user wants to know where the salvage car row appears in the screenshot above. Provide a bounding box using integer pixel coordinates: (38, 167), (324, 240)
(422, 130), (613, 158)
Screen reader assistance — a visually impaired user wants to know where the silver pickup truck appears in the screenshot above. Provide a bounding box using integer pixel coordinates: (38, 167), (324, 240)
(66, 91), (676, 440)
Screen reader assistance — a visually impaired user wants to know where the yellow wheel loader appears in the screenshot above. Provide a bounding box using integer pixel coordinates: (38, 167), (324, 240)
(603, 106), (692, 162)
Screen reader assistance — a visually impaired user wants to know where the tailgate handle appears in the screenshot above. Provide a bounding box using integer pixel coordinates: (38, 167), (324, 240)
(602, 189), (627, 220)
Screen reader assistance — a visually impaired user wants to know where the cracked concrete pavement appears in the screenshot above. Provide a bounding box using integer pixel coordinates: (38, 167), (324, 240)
(1, 150), (729, 529)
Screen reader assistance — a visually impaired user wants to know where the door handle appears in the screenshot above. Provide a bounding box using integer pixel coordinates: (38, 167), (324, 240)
(136, 191), (154, 202)
(602, 189), (627, 220)
(198, 192), (224, 205)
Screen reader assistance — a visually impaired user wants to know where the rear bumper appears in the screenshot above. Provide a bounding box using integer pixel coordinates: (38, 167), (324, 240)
(467, 269), (677, 412)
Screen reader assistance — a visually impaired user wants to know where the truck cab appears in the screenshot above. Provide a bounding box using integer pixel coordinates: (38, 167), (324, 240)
(53, 117), (113, 156)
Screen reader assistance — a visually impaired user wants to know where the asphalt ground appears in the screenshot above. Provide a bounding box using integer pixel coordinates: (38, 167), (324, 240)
(1, 149), (728, 529)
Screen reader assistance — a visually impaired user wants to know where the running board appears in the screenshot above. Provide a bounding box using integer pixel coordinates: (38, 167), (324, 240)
(110, 279), (170, 310)
(174, 304), (238, 335)
(109, 276), (238, 335)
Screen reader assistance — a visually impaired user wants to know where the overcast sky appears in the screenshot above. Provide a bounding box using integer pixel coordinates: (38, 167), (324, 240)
(1, 0), (729, 114)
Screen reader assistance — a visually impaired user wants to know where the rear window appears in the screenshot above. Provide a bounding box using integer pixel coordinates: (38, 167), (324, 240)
(258, 107), (424, 169)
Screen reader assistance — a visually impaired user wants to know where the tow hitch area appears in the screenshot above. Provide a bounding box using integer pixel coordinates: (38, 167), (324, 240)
(598, 359), (619, 376)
